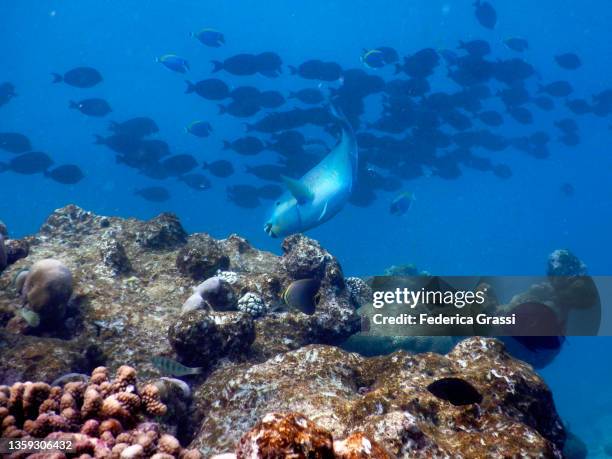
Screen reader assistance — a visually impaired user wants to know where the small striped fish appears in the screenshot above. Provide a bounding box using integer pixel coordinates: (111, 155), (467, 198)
(151, 356), (203, 376)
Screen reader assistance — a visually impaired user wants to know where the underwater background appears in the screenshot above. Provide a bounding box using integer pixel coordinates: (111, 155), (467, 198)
(1, 0), (611, 455)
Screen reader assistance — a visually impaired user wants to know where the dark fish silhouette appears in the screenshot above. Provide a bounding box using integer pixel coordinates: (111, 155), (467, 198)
(555, 53), (581, 70)
(0, 82), (17, 107)
(45, 165), (84, 184)
(504, 37), (528, 52)
(212, 53), (259, 76)
(185, 79), (229, 100)
(539, 81), (573, 98)
(427, 377), (483, 405)
(0, 132), (32, 153)
(203, 160), (234, 178)
(289, 88), (325, 105)
(69, 98), (112, 117)
(191, 28), (225, 48)
(227, 184), (261, 208)
(223, 136), (266, 155)
(52, 67), (103, 88)
(162, 154), (198, 176)
(474, 0), (497, 29)
(135, 186), (170, 202)
(289, 59), (343, 81)
(179, 173), (211, 191)
(109, 117), (159, 137)
(0, 152), (53, 174)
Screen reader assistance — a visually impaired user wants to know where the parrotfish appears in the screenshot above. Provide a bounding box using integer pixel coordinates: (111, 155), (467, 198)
(264, 103), (358, 238)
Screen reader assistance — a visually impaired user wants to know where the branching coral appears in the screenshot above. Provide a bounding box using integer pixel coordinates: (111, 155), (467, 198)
(0, 366), (202, 458)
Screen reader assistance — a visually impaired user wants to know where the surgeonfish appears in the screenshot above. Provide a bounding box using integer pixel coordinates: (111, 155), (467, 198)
(151, 356), (203, 376)
(282, 279), (321, 315)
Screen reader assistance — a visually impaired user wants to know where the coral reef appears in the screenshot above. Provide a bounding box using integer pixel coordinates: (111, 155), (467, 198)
(21, 259), (73, 322)
(547, 248), (587, 276)
(176, 234), (229, 281)
(236, 292), (267, 317)
(0, 366), (202, 458)
(190, 338), (565, 457)
(168, 310), (255, 367)
(0, 206), (570, 457)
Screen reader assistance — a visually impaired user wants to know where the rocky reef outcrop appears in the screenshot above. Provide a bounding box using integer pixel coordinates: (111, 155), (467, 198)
(0, 206), (567, 457)
(191, 338), (564, 457)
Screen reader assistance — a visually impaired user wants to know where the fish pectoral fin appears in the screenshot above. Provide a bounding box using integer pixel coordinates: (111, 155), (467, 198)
(281, 175), (314, 204)
(318, 201), (329, 221)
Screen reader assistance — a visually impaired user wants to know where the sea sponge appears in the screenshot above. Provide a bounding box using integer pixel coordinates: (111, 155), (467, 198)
(21, 259), (73, 321)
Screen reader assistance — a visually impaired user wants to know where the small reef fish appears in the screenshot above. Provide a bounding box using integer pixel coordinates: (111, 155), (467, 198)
(282, 279), (321, 315)
(157, 54), (189, 73)
(18, 308), (40, 327)
(389, 192), (415, 216)
(51, 373), (90, 387)
(151, 356), (203, 376)
(427, 377), (483, 406)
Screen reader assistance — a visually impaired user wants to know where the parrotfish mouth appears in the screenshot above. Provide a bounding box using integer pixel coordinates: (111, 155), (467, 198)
(263, 222), (277, 238)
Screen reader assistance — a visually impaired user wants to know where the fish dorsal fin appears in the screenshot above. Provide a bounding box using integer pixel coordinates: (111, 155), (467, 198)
(281, 175), (314, 204)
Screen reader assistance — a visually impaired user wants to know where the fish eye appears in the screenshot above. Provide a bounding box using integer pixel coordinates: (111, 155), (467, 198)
(275, 201), (280, 206)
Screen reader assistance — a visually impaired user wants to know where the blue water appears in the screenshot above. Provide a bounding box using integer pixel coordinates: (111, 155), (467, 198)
(1, 0), (611, 454)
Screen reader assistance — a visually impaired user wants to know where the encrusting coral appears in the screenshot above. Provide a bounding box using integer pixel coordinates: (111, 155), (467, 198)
(0, 365), (202, 458)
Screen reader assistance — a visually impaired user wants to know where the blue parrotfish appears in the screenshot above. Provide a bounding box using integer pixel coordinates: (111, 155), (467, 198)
(263, 103), (358, 238)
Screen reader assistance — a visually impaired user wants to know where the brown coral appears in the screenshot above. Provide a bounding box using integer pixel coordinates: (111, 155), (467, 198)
(0, 366), (197, 458)
(141, 384), (167, 417)
(236, 412), (335, 459)
(333, 433), (392, 459)
(157, 433), (181, 456)
(81, 387), (103, 419)
(90, 366), (109, 385)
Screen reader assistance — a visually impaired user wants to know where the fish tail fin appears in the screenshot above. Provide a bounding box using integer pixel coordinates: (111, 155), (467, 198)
(191, 367), (204, 375)
(93, 134), (105, 145)
(211, 60), (223, 72)
(288, 65), (297, 75)
(69, 100), (77, 109)
(222, 140), (231, 150)
(51, 73), (62, 83)
(185, 80), (195, 93)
